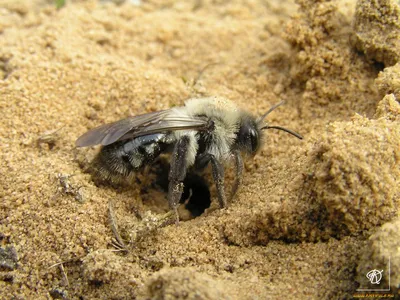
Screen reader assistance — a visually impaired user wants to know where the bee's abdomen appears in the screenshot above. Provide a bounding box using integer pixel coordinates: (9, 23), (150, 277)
(91, 133), (170, 183)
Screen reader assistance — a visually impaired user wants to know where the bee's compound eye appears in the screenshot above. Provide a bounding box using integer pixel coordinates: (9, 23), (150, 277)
(249, 129), (259, 153)
(238, 121), (260, 154)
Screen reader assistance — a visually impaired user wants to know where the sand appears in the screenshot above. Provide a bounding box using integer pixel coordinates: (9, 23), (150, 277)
(0, 0), (399, 299)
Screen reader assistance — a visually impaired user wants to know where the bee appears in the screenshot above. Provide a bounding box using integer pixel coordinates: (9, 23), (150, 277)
(76, 97), (303, 222)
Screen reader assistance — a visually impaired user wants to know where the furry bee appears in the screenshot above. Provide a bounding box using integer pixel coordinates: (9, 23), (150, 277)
(76, 97), (302, 222)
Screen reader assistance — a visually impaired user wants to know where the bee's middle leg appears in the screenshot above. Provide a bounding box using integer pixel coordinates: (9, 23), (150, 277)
(196, 153), (227, 208)
(230, 150), (243, 200)
(210, 155), (227, 208)
(168, 136), (190, 224)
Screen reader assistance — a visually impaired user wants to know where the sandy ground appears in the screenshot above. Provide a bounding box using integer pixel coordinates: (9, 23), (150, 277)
(0, 0), (399, 299)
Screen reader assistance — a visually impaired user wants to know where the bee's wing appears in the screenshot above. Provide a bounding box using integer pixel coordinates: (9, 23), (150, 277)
(76, 109), (208, 147)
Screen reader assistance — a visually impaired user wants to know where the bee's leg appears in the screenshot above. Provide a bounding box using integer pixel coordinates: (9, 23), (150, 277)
(195, 153), (227, 208)
(168, 136), (190, 224)
(209, 155), (227, 208)
(194, 153), (211, 170)
(231, 150), (243, 200)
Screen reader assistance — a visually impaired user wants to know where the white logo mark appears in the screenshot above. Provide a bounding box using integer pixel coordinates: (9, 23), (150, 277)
(366, 269), (383, 284)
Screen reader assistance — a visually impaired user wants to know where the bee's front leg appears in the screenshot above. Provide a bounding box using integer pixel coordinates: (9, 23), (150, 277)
(168, 136), (190, 224)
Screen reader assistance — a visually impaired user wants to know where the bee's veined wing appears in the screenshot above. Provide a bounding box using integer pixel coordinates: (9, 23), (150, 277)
(76, 109), (208, 147)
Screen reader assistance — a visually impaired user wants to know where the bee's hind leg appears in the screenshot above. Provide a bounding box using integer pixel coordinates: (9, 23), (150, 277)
(168, 136), (190, 224)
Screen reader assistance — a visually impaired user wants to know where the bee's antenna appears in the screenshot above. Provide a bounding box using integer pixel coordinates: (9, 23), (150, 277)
(257, 101), (285, 124)
(261, 125), (303, 139)
(257, 101), (303, 139)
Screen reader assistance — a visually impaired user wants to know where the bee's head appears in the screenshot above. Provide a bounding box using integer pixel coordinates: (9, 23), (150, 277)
(237, 101), (303, 155)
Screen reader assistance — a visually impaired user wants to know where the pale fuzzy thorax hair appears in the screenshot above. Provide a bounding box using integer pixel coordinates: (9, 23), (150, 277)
(173, 97), (241, 163)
